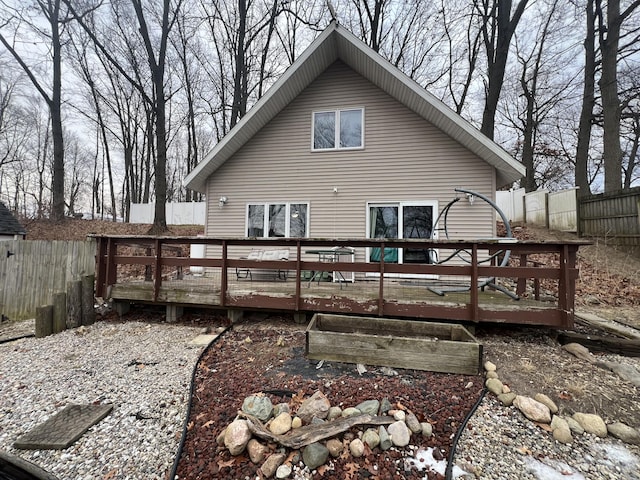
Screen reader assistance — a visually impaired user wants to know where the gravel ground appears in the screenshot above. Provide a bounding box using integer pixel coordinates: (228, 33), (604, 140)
(0, 320), (205, 480)
(1, 318), (639, 480)
(454, 396), (640, 480)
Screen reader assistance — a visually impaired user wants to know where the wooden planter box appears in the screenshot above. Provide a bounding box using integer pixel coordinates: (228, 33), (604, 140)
(306, 314), (482, 375)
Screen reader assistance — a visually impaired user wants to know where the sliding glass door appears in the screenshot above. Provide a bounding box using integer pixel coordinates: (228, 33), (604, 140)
(367, 202), (437, 268)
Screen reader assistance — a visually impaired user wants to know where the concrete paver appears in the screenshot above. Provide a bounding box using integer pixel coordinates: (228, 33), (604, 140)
(14, 404), (113, 450)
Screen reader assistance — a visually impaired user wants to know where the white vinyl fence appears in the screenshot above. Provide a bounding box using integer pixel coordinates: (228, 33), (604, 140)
(496, 187), (578, 232)
(130, 202), (206, 225)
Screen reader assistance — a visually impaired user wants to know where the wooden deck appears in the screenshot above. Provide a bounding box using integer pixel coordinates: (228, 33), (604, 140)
(94, 236), (587, 329)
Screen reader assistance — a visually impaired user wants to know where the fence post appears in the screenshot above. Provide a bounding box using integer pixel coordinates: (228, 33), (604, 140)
(82, 275), (96, 326)
(52, 292), (66, 333)
(35, 305), (53, 338)
(67, 280), (82, 329)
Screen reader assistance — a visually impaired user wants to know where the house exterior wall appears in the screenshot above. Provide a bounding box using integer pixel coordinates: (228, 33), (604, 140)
(204, 61), (497, 244)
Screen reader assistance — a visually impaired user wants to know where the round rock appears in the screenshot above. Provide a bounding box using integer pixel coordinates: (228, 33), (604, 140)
(326, 438), (343, 457)
(302, 442), (329, 470)
(224, 419), (252, 456)
(362, 428), (380, 449)
(572, 412), (607, 438)
(297, 391), (331, 423)
(420, 422), (433, 438)
(485, 378), (504, 395)
(269, 412), (293, 435)
(534, 393), (558, 414)
(275, 464), (292, 479)
(356, 399), (380, 415)
(607, 422), (640, 445)
(242, 394), (273, 422)
(388, 420), (411, 447)
(513, 395), (551, 423)
(349, 438), (365, 457)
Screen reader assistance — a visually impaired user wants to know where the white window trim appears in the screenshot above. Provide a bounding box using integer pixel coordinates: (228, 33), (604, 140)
(311, 108), (365, 151)
(365, 200), (438, 279)
(245, 202), (310, 238)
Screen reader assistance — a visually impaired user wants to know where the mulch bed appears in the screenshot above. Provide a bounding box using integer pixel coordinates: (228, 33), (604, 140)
(173, 320), (484, 479)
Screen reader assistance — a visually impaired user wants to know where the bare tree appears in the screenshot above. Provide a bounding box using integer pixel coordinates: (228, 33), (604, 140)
(475, 0), (529, 140)
(0, 0), (67, 220)
(574, 0), (597, 197)
(65, 0), (184, 233)
(595, 0), (640, 192)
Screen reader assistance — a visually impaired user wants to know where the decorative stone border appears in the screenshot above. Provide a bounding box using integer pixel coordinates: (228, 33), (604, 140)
(483, 355), (640, 446)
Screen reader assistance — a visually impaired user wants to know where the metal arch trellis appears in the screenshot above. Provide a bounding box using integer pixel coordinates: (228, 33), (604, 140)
(428, 188), (519, 300)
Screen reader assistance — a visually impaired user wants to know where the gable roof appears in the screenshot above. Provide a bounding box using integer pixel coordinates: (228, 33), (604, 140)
(0, 202), (26, 236)
(184, 22), (525, 193)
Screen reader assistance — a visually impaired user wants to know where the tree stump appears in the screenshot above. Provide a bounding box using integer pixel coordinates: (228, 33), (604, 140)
(66, 280), (82, 329)
(53, 292), (66, 334)
(35, 305), (53, 338)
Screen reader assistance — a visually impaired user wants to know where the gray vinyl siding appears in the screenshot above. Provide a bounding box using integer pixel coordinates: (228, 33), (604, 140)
(205, 61), (497, 242)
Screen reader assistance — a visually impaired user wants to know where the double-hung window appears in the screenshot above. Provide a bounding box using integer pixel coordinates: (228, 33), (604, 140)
(247, 203), (308, 238)
(312, 108), (363, 150)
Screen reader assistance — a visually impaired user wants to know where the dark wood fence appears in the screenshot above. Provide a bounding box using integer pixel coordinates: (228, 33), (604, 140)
(579, 187), (640, 248)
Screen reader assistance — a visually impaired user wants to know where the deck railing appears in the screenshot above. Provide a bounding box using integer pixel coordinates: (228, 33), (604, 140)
(92, 236), (586, 328)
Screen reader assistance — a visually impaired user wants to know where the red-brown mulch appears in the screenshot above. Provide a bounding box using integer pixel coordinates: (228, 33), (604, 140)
(173, 320), (484, 479)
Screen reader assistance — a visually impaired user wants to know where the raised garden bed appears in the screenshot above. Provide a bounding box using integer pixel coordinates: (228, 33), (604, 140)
(306, 314), (482, 375)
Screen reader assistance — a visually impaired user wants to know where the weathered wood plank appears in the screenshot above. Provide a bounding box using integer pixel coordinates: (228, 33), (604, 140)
(306, 317), (481, 375)
(239, 411), (394, 449)
(312, 314), (473, 341)
(557, 331), (640, 357)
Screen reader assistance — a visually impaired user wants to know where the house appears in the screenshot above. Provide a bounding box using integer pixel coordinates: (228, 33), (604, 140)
(184, 22), (525, 268)
(0, 202), (26, 241)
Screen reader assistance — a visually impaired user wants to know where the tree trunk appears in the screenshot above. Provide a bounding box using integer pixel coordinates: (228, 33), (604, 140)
(51, 4), (65, 222)
(231, 0), (247, 128)
(575, 0), (596, 198)
(478, 0), (529, 141)
(597, 0), (623, 192)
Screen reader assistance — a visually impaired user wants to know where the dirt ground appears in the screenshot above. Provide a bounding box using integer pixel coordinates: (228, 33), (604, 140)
(16, 218), (640, 434)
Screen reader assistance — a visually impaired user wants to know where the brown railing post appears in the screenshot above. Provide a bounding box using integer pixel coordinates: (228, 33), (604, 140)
(295, 240), (302, 311)
(470, 244), (479, 321)
(378, 241), (385, 316)
(153, 238), (162, 301)
(95, 237), (108, 298)
(106, 237), (117, 293)
(221, 240), (228, 307)
(558, 244), (574, 328)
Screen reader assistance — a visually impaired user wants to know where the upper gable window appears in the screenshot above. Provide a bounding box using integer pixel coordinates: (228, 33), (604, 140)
(312, 108), (363, 150)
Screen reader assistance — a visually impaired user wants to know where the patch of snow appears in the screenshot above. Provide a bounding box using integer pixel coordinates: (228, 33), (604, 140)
(404, 447), (470, 479)
(524, 456), (586, 480)
(590, 442), (640, 474)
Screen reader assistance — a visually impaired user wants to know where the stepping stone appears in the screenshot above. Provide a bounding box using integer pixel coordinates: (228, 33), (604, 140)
(14, 404), (113, 450)
(188, 334), (219, 346)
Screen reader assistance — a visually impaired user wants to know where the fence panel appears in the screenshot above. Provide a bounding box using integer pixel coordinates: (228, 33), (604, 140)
(579, 187), (640, 247)
(0, 239), (96, 321)
(130, 202), (206, 225)
(524, 190), (548, 227)
(496, 188), (525, 222)
(549, 188), (578, 232)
